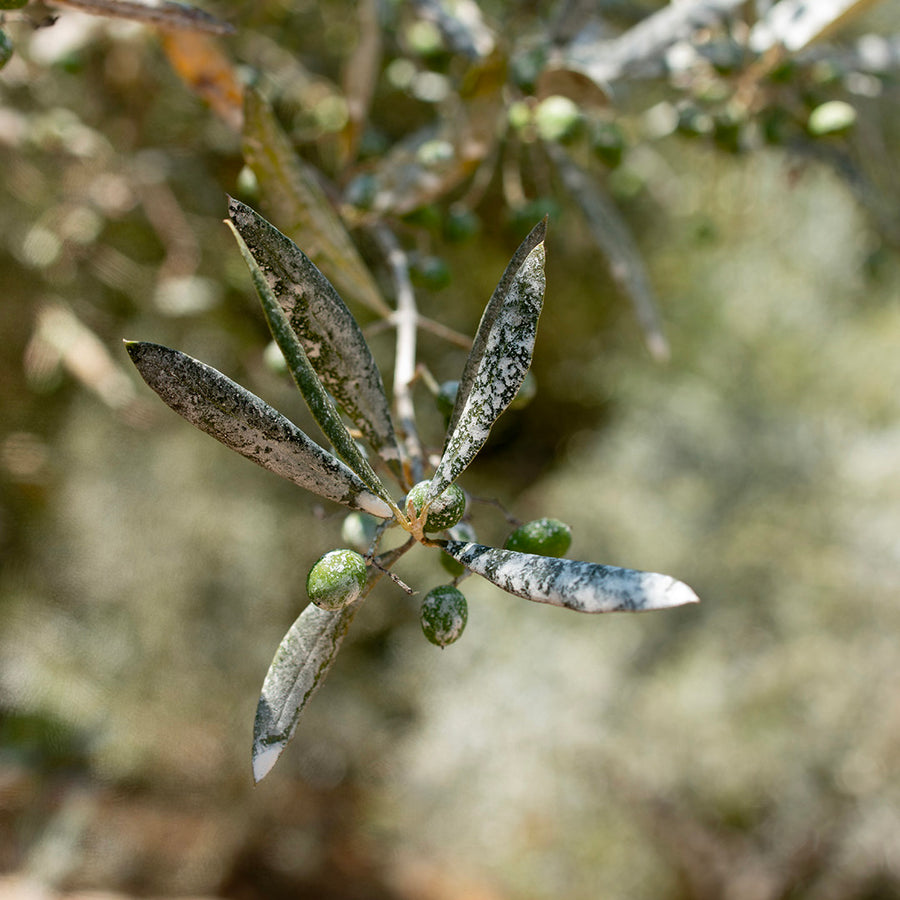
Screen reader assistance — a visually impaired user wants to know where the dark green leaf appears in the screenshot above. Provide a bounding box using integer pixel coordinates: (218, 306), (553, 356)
(227, 198), (404, 479)
(126, 341), (392, 518)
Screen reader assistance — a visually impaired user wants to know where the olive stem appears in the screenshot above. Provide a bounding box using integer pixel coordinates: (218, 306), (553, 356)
(372, 225), (426, 486)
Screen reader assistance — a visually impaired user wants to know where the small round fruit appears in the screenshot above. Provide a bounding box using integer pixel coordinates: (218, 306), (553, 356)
(435, 380), (459, 420)
(504, 518), (572, 558)
(406, 480), (466, 532)
(440, 551), (465, 578)
(341, 512), (378, 553)
(421, 585), (468, 648)
(306, 549), (367, 611)
(0, 30), (13, 70)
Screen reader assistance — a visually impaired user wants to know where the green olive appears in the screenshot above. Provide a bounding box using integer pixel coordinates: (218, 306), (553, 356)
(421, 585), (468, 647)
(0, 30), (13, 70)
(406, 480), (466, 532)
(504, 518), (572, 558)
(306, 549), (367, 611)
(435, 380), (459, 420)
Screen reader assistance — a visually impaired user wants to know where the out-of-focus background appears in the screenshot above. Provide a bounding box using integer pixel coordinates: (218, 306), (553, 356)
(2, 1), (900, 898)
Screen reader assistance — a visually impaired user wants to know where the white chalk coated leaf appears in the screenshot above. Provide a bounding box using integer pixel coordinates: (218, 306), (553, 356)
(428, 219), (547, 503)
(125, 341), (391, 519)
(439, 540), (700, 613)
(227, 198), (403, 477)
(252, 600), (360, 782)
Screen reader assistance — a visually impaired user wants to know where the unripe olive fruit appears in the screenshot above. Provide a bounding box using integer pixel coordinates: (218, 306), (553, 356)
(420, 585), (468, 648)
(504, 518), (572, 558)
(435, 380), (459, 420)
(341, 512), (378, 553)
(406, 480), (467, 532)
(0, 30), (13, 70)
(306, 549), (367, 611)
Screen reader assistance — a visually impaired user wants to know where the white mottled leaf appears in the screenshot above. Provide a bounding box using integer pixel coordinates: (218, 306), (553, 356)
(428, 220), (546, 503)
(439, 541), (700, 613)
(126, 341), (392, 519)
(252, 600), (360, 783)
(226, 218), (397, 510)
(228, 198), (403, 478)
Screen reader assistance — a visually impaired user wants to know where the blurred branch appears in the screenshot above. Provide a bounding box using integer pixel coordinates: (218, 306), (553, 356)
(47, 0), (235, 35)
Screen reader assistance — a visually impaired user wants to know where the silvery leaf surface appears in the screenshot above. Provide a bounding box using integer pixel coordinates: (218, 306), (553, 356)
(226, 217), (396, 508)
(126, 341), (392, 519)
(252, 600), (360, 782)
(228, 198), (403, 478)
(439, 541), (700, 613)
(242, 88), (391, 317)
(428, 220), (546, 502)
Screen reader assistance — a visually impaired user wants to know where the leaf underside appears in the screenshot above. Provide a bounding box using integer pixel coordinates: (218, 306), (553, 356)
(228, 198), (403, 477)
(428, 220), (547, 502)
(439, 541), (700, 613)
(253, 600), (361, 783)
(125, 341), (392, 519)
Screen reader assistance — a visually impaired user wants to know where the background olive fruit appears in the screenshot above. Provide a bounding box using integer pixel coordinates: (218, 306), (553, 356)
(504, 518), (572, 558)
(420, 585), (468, 647)
(435, 380), (459, 421)
(306, 549), (367, 611)
(406, 480), (466, 532)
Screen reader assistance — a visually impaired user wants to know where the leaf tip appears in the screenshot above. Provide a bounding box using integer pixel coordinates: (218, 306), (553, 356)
(252, 741), (285, 784)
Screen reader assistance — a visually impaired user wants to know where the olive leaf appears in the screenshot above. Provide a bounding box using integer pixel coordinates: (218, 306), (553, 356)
(427, 219), (547, 503)
(228, 198), (404, 480)
(253, 599), (361, 783)
(242, 88), (392, 317)
(226, 218), (397, 510)
(439, 541), (700, 613)
(125, 342), (392, 519)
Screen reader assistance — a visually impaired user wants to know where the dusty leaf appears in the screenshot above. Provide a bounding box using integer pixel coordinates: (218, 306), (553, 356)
(242, 88), (391, 316)
(440, 541), (700, 613)
(427, 219), (546, 502)
(252, 600), (360, 782)
(126, 341), (392, 518)
(228, 199), (403, 478)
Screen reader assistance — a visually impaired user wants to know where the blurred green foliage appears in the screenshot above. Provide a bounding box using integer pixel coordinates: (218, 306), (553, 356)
(2, 1), (900, 898)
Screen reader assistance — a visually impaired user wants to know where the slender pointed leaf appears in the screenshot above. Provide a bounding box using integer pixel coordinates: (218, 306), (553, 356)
(428, 221), (547, 502)
(439, 541), (700, 613)
(226, 218), (398, 510)
(126, 341), (392, 519)
(252, 600), (360, 782)
(228, 198), (403, 478)
(545, 142), (669, 362)
(242, 87), (392, 317)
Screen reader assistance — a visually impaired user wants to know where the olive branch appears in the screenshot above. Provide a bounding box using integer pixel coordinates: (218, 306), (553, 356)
(126, 198), (699, 782)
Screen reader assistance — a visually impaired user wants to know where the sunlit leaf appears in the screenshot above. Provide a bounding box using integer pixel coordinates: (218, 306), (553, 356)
(242, 88), (391, 317)
(427, 219), (546, 502)
(439, 541), (700, 613)
(125, 341), (393, 518)
(545, 142), (669, 361)
(252, 600), (360, 783)
(227, 198), (403, 479)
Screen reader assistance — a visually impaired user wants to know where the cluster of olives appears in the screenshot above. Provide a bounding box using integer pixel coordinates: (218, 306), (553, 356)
(304, 378), (572, 648)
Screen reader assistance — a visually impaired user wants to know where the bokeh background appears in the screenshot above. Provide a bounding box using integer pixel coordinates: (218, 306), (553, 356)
(2, 1), (900, 898)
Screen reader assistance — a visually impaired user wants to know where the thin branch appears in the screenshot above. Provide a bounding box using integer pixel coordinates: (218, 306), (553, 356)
(371, 225), (426, 486)
(48, 0), (235, 34)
